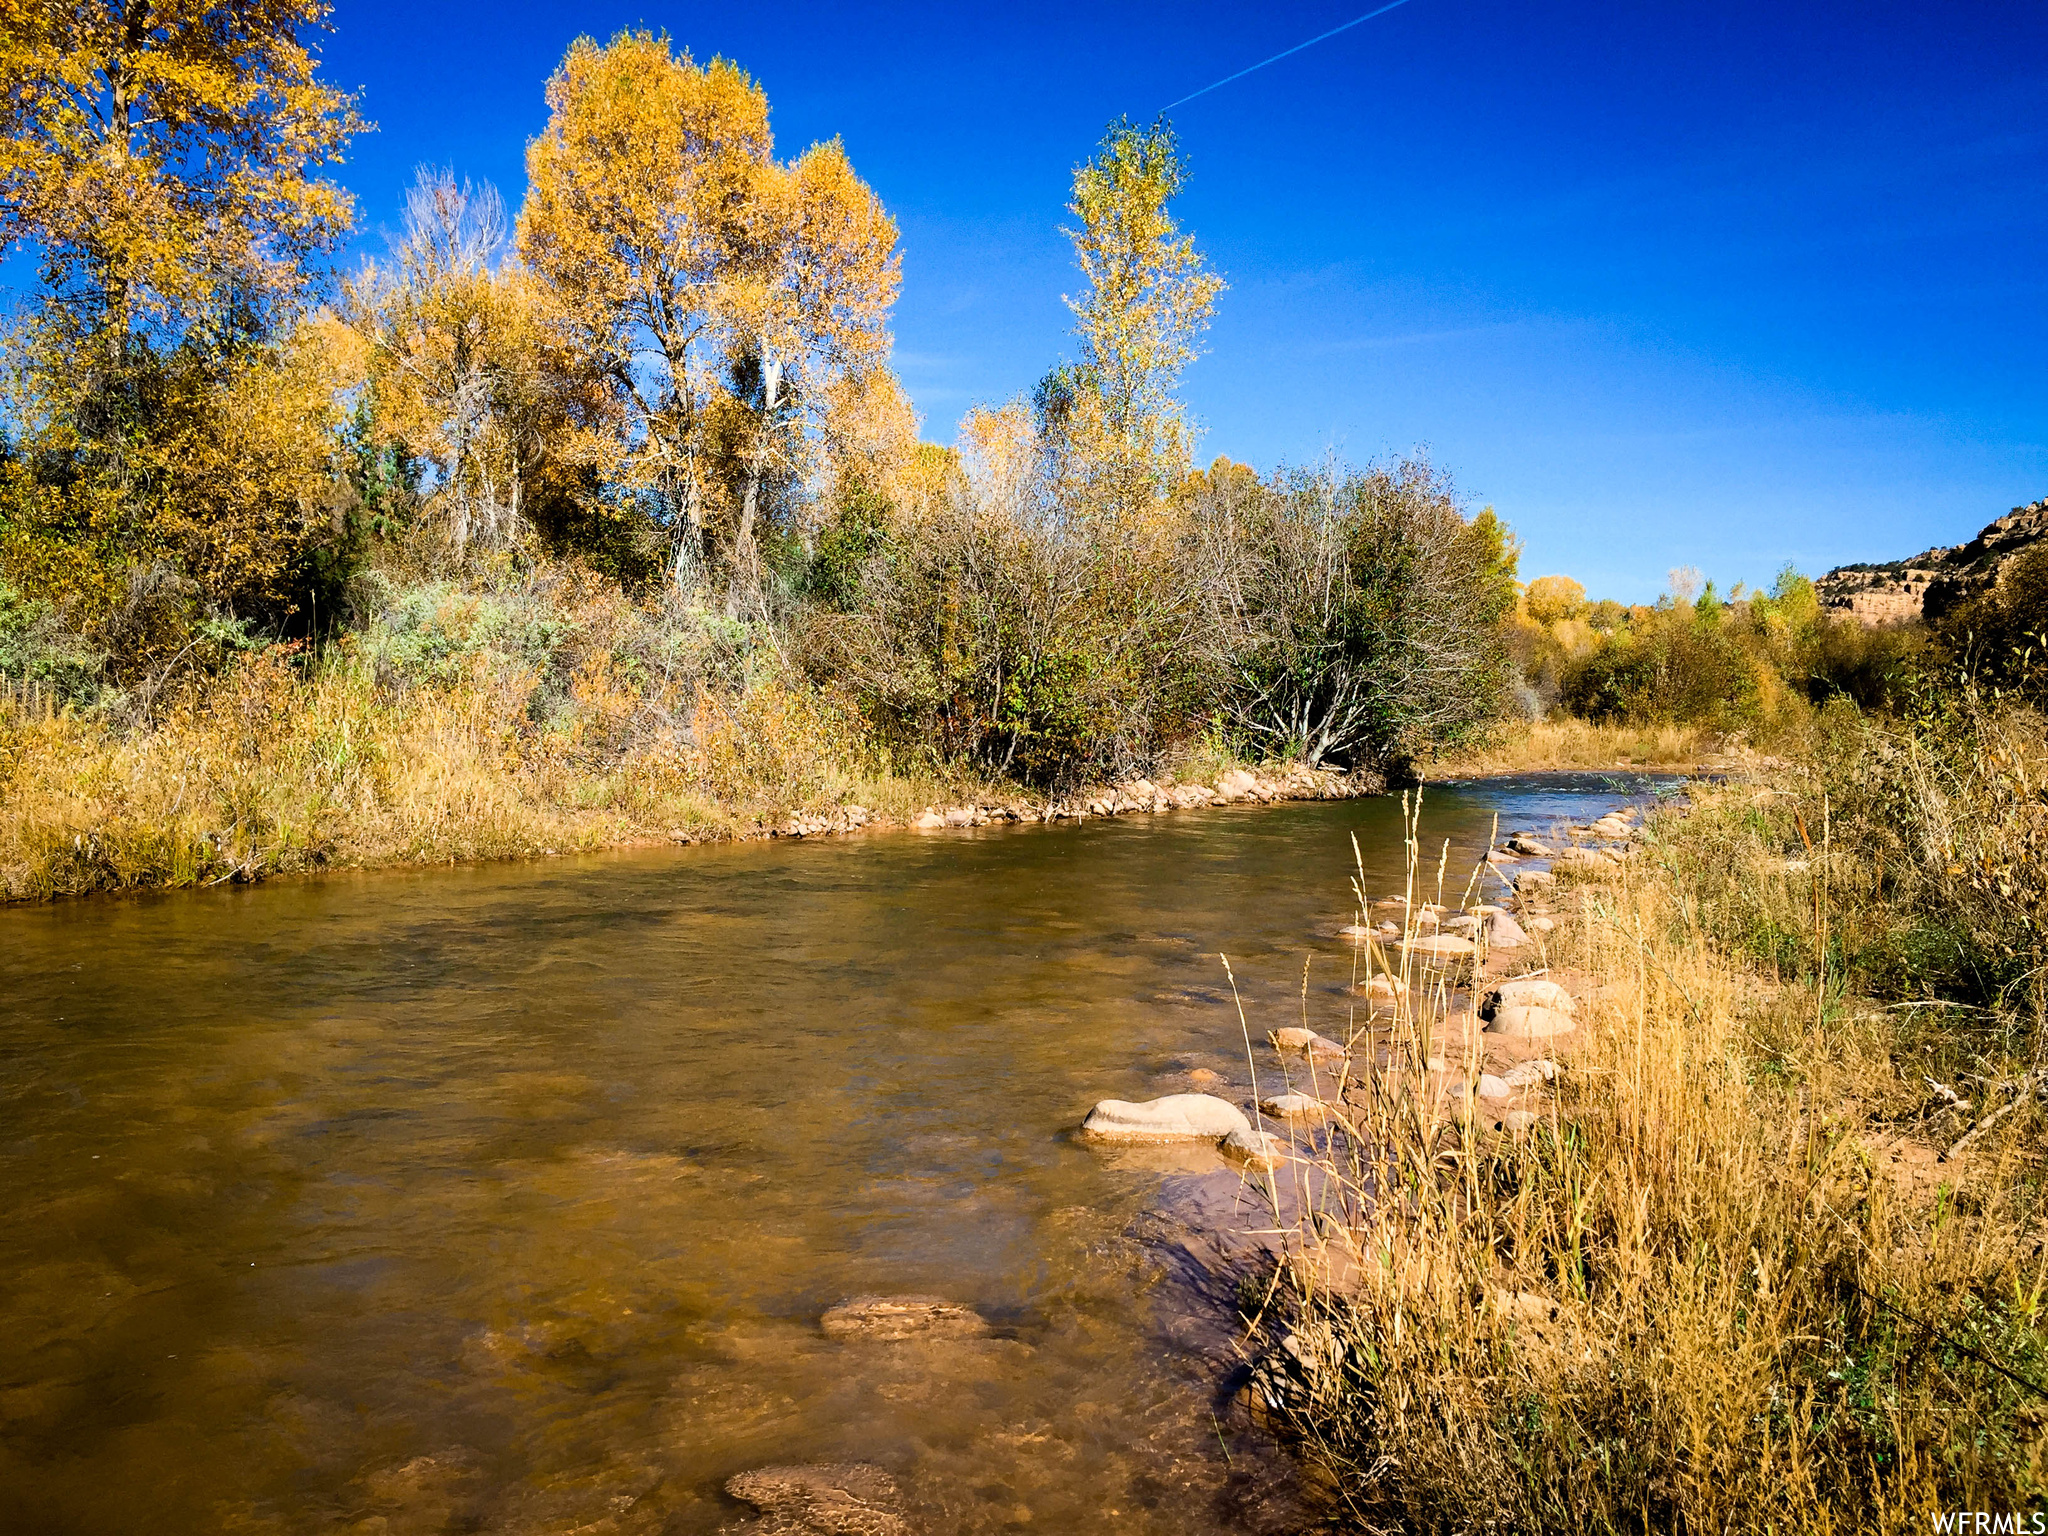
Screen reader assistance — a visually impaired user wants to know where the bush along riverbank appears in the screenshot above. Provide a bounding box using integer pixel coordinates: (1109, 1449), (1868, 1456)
(1077, 696), (2048, 1532)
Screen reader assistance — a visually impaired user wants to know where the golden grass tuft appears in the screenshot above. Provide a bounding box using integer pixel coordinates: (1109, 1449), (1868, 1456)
(1419, 716), (1709, 777)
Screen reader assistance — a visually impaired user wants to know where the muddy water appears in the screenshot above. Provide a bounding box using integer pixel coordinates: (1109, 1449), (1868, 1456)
(0, 775), (1658, 1534)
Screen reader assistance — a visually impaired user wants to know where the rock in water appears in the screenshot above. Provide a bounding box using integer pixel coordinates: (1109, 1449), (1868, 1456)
(1222, 1127), (1287, 1172)
(820, 1296), (988, 1341)
(1259, 1091), (1331, 1121)
(910, 810), (945, 831)
(1269, 1026), (1347, 1058)
(1079, 1093), (1251, 1142)
(724, 1463), (906, 1535)
(1488, 1004), (1577, 1039)
(1402, 933), (1476, 960)
(1357, 973), (1407, 1010)
(1507, 834), (1555, 856)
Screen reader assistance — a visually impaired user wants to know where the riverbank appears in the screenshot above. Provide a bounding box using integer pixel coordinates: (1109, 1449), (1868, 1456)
(0, 651), (1392, 902)
(1185, 708), (2048, 1531)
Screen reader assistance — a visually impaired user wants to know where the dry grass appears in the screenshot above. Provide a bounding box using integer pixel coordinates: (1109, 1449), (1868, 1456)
(1420, 716), (1709, 777)
(1248, 718), (2048, 1533)
(0, 641), (990, 902)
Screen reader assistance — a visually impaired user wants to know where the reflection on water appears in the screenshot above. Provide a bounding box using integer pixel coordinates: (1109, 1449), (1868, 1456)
(0, 775), (1661, 1533)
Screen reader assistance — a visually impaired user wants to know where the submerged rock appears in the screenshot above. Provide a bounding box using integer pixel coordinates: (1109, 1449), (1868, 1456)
(819, 1296), (988, 1341)
(1079, 1093), (1251, 1143)
(723, 1463), (906, 1535)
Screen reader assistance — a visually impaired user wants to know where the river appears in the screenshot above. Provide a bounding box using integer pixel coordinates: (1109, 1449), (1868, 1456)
(0, 774), (1659, 1534)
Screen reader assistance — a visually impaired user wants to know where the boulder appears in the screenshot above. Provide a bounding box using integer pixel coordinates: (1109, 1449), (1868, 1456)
(911, 810), (945, 830)
(724, 1463), (906, 1535)
(1515, 870), (1556, 890)
(1170, 783), (1216, 808)
(820, 1296), (988, 1341)
(1484, 910), (1531, 948)
(1080, 1093), (1251, 1142)
(1530, 915), (1556, 934)
(1124, 778), (1159, 801)
(1442, 914), (1482, 937)
(944, 806), (976, 828)
(1475, 1073), (1514, 1100)
(1507, 834), (1555, 857)
(1270, 1026), (1347, 1058)
(1486, 849), (1520, 866)
(1222, 1126), (1287, 1172)
(1486, 976), (1577, 1016)
(1215, 767), (1260, 801)
(1487, 1004), (1577, 1039)
(1259, 1091), (1332, 1121)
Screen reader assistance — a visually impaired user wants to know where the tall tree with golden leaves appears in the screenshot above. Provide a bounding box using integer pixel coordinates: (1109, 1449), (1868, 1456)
(0, 0), (364, 357)
(1051, 117), (1223, 513)
(518, 30), (899, 596)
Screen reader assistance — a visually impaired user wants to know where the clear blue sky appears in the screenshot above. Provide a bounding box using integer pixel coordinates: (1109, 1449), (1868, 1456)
(317, 1), (2047, 600)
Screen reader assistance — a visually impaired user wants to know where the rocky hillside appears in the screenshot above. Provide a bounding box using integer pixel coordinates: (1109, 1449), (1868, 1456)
(1818, 497), (2048, 625)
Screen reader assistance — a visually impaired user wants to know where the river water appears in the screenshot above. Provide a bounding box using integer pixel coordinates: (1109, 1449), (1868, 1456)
(0, 775), (1658, 1534)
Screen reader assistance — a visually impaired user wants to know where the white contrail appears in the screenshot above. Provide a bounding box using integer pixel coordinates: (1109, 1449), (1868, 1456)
(1162, 0), (1422, 112)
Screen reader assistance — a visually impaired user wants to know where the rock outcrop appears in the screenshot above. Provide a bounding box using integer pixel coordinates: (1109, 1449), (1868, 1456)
(1816, 497), (2048, 627)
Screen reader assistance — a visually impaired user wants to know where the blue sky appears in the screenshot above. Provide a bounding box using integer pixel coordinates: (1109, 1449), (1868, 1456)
(318, 2), (2045, 599)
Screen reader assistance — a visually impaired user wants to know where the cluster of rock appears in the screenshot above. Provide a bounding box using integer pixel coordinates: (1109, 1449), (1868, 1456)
(764, 763), (1381, 840)
(1815, 496), (2048, 627)
(1488, 807), (1640, 879)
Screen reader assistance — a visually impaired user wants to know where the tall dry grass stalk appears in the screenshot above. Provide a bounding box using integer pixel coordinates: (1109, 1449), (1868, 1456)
(1246, 746), (2048, 1533)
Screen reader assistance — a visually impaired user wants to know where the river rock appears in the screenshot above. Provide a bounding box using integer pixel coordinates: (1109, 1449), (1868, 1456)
(820, 1296), (989, 1341)
(1215, 767), (1260, 801)
(1442, 914), (1481, 937)
(1487, 1004), (1577, 1039)
(1402, 933), (1475, 960)
(1555, 846), (1615, 868)
(1507, 834), (1555, 856)
(910, 810), (945, 831)
(1529, 915), (1556, 933)
(1259, 1091), (1331, 1121)
(1270, 1027), (1347, 1058)
(724, 1463), (906, 1535)
(1079, 1093), (1251, 1142)
(1357, 973), (1407, 1008)
(943, 806), (976, 827)
(1502, 1058), (1560, 1089)
(1475, 1073), (1514, 1100)
(1485, 910), (1531, 948)
(1515, 870), (1556, 890)
(1486, 976), (1577, 1016)
(1221, 1126), (1288, 1172)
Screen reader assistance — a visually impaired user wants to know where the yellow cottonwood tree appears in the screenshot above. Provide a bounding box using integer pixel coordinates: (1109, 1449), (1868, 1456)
(517, 30), (899, 594)
(345, 169), (617, 558)
(0, 0), (364, 350)
(1051, 118), (1223, 514)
